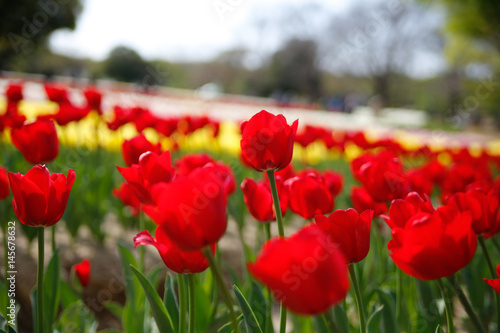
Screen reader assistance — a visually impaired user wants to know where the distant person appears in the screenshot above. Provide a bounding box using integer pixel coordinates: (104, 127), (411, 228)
(343, 93), (360, 113)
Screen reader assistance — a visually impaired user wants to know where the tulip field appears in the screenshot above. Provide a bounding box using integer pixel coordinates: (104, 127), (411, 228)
(1, 80), (500, 333)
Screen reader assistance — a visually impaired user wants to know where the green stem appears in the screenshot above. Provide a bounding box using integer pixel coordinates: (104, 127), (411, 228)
(263, 223), (272, 333)
(396, 267), (403, 326)
(177, 273), (187, 333)
(437, 279), (455, 333)
(266, 170), (284, 237)
(478, 235), (500, 331)
(51, 225), (56, 252)
(323, 309), (341, 333)
(349, 264), (366, 333)
(447, 275), (486, 333)
(138, 210), (145, 271)
(188, 274), (196, 333)
(37, 228), (44, 333)
(264, 222), (271, 241)
(266, 170), (287, 333)
(203, 247), (239, 333)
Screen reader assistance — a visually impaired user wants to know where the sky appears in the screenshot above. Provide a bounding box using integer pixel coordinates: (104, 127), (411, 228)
(49, 0), (350, 62)
(49, 0), (447, 78)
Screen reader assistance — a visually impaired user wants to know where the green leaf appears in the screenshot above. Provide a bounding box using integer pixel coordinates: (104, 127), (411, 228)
(376, 289), (399, 333)
(435, 324), (445, 333)
(415, 279), (441, 333)
(43, 249), (61, 333)
(248, 281), (273, 333)
(163, 274), (179, 332)
(130, 265), (174, 333)
(55, 300), (97, 333)
(367, 305), (385, 333)
(103, 301), (124, 320)
(59, 280), (79, 309)
(233, 285), (263, 333)
(312, 315), (329, 333)
(195, 275), (212, 333)
(332, 305), (350, 333)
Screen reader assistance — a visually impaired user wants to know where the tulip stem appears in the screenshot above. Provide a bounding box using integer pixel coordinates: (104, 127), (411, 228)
(478, 236), (500, 331)
(202, 247), (239, 333)
(51, 226), (56, 252)
(266, 170), (287, 333)
(349, 264), (366, 333)
(437, 278), (455, 333)
(264, 222), (271, 241)
(266, 170), (284, 237)
(177, 273), (187, 333)
(447, 275), (486, 333)
(188, 274), (196, 333)
(37, 227), (44, 333)
(396, 267), (403, 326)
(263, 223), (273, 333)
(139, 210), (145, 271)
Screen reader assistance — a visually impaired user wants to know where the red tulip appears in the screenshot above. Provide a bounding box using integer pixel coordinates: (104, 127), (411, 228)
(74, 259), (91, 288)
(6, 83), (23, 103)
(247, 224), (349, 315)
(83, 86), (102, 114)
(484, 264), (500, 295)
(121, 133), (162, 167)
(134, 225), (215, 274)
(117, 151), (176, 204)
(439, 161), (491, 203)
(175, 153), (236, 195)
(350, 186), (388, 217)
(241, 177), (288, 222)
(285, 171), (334, 219)
(384, 192), (477, 280)
(10, 120), (59, 164)
(315, 209), (373, 263)
(0, 166), (9, 200)
(447, 185), (500, 238)
(44, 84), (70, 105)
(240, 110), (298, 172)
(8, 165), (75, 227)
(143, 165), (228, 250)
(112, 182), (141, 217)
(351, 151), (407, 202)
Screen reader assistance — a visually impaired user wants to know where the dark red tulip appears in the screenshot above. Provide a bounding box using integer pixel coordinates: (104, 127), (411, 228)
(121, 133), (162, 167)
(297, 169), (343, 198)
(143, 165), (227, 250)
(286, 171), (334, 219)
(315, 209), (373, 263)
(39, 103), (90, 126)
(74, 259), (91, 288)
(112, 182), (141, 217)
(484, 264), (500, 295)
(241, 177), (288, 222)
(240, 110), (298, 172)
(134, 225), (215, 274)
(439, 161), (491, 203)
(384, 192), (476, 280)
(10, 120), (59, 164)
(107, 106), (135, 131)
(350, 186), (388, 217)
(117, 151), (175, 204)
(247, 224), (349, 315)
(44, 83), (71, 105)
(0, 166), (9, 200)
(8, 165), (75, 227)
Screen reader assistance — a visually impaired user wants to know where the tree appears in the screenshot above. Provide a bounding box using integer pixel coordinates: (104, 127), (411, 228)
(322, 1), (443, 106)
(104, 46), (150, 83)
(0, 0), (81, 69)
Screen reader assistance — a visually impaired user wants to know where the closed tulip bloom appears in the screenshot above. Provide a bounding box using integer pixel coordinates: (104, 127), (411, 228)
(315, 209), (373, 263)
(121, 133), (162, 167)
(286, 172), (334, 219)
(134, 225), (215, 274)
(384, 192), (477, 280)
(83, 86), (102, 114)
(484, 264), (500, 295)
(241, 177), (288, 222)
(11, 120), (59, 164)
(143, 165), (227, 250)
(247, 224), (349, 315)
(0, 166), (9, 200)
(117, 151), (176, 204)
(6, 82), (23, 103)
(8, 165), (76, 227)
(350, 186), (388, 217)
(74, 259), (91, 288)
(112, 182), (141, 217)
(240, 110), (298, 172)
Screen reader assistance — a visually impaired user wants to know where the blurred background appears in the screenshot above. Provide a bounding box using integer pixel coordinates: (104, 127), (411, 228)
(1, 0), (500, 131)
